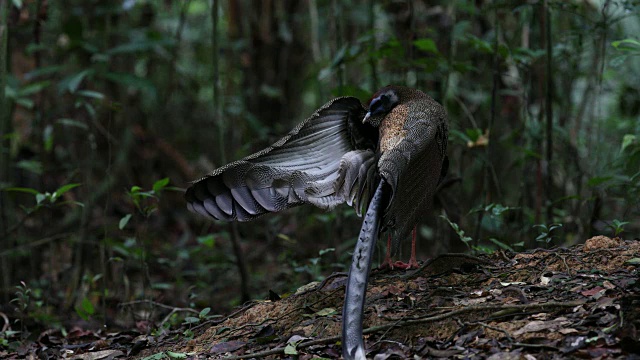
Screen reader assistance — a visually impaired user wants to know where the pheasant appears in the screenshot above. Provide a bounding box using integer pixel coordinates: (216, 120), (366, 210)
(185, 85), (448, 359)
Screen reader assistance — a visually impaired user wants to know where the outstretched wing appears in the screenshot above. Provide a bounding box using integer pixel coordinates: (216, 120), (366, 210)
(185, 97), (379, 222)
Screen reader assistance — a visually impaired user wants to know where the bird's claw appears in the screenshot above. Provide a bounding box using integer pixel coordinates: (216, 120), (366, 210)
(379, 259), (420, 270)
(392, 259), (420, 270)
(378, 257), (396, 270)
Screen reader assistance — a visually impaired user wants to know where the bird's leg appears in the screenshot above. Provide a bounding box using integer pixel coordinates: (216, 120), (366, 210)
(408, 226), (419, 268)
(378, 234), (395, 270)
(393, 226), (420, 270)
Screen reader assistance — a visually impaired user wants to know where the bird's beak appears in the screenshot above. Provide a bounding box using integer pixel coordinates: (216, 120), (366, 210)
(363, 112), (371, 124)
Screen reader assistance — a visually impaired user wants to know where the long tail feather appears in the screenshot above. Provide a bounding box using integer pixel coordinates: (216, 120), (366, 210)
(342, 180), (387, 360)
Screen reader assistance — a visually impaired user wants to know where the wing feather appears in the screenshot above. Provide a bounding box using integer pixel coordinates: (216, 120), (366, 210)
(185, 97), (378, 222)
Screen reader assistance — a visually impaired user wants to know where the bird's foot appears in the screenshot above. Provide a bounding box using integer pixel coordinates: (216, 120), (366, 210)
(391, 259), (420, 270)
(379, 259), (420, 270)
(378, 257), (396, 270)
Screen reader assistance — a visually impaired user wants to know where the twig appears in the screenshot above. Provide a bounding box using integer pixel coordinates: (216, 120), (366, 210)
(0, 232), (73, 257)
(371, 317), (404, 348)
(119, 299), (200, 312)
(404, 253), (490, 278)
(0, 311), (10, 332)
(189, 301), (258, 333)
(229, 222), (251, 303)
(453, 95), (479, 131)
(1, 213), (32, 239)
(501, 286), (530, 304)
(119, 299), (202, 328)
(159, 307), (206, 329)
(226, 318), (275, 336)
(555, 253), (572, 276)
(512, 342), (559, 350)
(295, 272), (348, 297)
(474, 321), (514, 341)
(276, 287), (343, 325)
(221, 300), (584, 359)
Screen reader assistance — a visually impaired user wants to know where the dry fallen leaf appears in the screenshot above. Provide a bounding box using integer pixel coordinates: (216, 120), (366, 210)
(513, 317), (570, 335)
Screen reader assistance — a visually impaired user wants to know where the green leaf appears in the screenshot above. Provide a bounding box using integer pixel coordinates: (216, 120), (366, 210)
(330, 44), (348, 68)
(612, 220), (629, 227)
(625, 258), (640, 265)
(166, 351), (188, 359)
(465, 128), (482, 142)
(184, 317), (200, 324)
(485, 203), (515, 217)
(465, 34), (492, 53)
(18, 81), (51, 96)
(103, 72), (157, 95)
(199, 308), (211, 318)
(610, 54), (628, 67)
(452, 20), (471, 40)
(587, 176), (613, 187)
(77, 90), (105, 99)
(621, 134), (636, 153)
(151, 282), (172, 290)
(153, 178), (170, 193)
(197, 234), (215, 248)
(140, 353), (167, 360)
(440, 215), (472, 245)
(612, 38), (640, 52)
(106, 38), (174, 55)
(36, 193), (47, 204)
(313, 307), (336, 317)
(16, 160), (43, 175)
(66, 69), (93, 93)
(16, 97), (34, 108)
(449, 129), (471, 143)
(43, 125), (54, 152)
(498, 43), (510, 59)
(284, 343), (298, 355)
(318, 248), (335, 256)
(548, 224), (563, 231)
(2, 187), (40, 195)
(489, 238), (514, 252)
(56, 118), (89, 130)
(24, 65), (63, 80)
(82, 297), (94, 315)
(119, 214), (132, 230)
(54, 183), (81, 198)
(413, 38), (439, 53)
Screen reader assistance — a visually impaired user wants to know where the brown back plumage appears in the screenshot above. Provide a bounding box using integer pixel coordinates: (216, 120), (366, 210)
(374, 86), (448, 251)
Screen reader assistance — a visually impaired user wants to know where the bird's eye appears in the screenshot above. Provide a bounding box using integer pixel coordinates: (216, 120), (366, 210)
(367, 89), (399, 118)
(380, 95), (391, 108)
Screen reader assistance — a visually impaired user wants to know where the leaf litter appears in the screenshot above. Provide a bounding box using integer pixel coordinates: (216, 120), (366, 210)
(3, 237), (638, 359)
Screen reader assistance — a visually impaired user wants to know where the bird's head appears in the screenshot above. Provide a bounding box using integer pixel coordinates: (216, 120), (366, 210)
(363, 86), (400, 126)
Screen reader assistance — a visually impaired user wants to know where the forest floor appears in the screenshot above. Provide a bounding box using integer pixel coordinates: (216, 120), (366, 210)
(3, 236), (639, 359)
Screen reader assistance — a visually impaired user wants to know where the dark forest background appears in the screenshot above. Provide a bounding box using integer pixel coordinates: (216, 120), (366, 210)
(1, 0), (639, 344)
